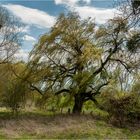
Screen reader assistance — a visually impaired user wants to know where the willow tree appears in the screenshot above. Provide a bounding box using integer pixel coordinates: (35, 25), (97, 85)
(29, 12), (139, 114)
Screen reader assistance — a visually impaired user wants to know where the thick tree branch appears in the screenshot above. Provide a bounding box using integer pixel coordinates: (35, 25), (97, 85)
(91, 81), (109, 96)
(9, 65), (44, 96)
(55, 89), (70, 95)
(29, 84), (43, 96)
(93, 44), (118, 76)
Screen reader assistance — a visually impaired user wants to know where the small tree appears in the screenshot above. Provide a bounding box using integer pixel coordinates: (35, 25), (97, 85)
(0, 62), (29, 114)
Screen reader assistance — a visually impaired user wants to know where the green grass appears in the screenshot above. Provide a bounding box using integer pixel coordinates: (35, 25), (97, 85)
(0, 133), (6, 139)
(0, 108), (139, 139)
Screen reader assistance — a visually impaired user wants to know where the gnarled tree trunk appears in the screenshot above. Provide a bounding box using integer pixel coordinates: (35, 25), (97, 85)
(72, 94), (84, 114)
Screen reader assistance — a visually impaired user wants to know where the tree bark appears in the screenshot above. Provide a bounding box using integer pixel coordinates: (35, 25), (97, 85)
(72, 94), (84, 114)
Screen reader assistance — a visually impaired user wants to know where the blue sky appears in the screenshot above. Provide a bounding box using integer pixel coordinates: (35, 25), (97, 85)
(0, 0), (121, 60)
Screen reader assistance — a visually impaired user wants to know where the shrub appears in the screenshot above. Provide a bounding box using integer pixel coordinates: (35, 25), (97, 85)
(101, 92), (140, 127)
(2, 80), (28, 115)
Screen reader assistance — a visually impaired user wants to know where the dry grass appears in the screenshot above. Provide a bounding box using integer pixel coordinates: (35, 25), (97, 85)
(0, 112), (139, 139)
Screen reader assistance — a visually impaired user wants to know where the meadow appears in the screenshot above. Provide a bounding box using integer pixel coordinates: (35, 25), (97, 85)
(0, 107), (139, 139)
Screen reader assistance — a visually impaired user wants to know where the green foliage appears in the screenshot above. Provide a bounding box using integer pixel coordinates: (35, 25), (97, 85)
(132, 81), (140, 95)
(2, 79), (28, 114)
(100, 91), (140, 127)
(0, 62), (30, 114)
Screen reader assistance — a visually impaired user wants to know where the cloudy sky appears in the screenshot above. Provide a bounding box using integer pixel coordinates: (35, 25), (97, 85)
(0, 0), (121, 61)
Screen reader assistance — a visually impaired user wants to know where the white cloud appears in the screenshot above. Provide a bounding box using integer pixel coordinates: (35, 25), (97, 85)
(14, 49), (29, 62)
(55, 0), (91, 5)
(23, 35), (36, 42)
(21, 26), (30, 33)
(55, 0), (118, 24)
(3, 4), (56, 28)
(75, 6), (117, 24)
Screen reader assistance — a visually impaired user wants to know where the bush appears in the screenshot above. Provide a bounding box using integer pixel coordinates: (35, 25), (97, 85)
(101, 92), (140, 127)
(2, 80), (28, 115)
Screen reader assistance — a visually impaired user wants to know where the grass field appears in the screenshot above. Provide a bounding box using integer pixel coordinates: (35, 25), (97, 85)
(0, 109), (139, 139)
